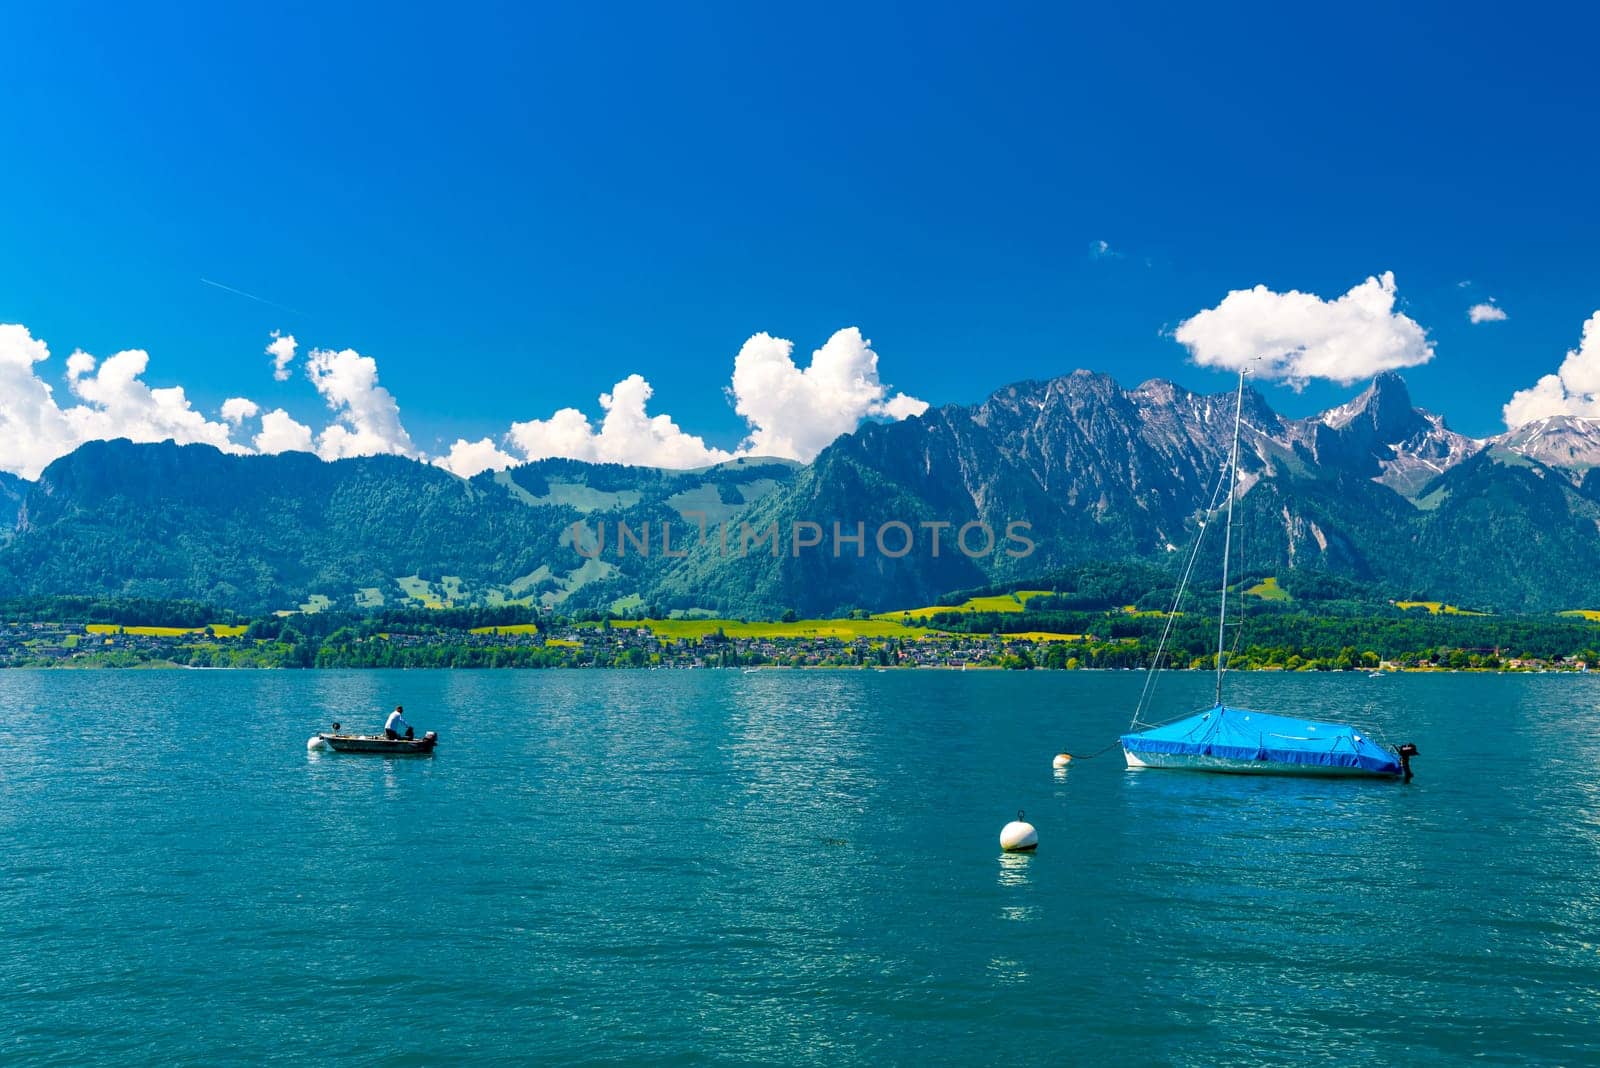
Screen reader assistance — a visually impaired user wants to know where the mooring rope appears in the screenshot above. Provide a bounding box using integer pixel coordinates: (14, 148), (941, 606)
(1059, 739), (1124, 761)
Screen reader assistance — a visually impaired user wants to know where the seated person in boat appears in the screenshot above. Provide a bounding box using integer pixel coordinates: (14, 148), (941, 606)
(384, 705), (414, 740)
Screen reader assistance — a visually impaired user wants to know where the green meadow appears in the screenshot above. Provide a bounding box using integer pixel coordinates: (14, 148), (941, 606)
(1395, 600), (1487, 616)
(872, 590), (1054, 620)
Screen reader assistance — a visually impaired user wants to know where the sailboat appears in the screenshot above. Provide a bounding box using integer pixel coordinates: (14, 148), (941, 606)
(1118, 369), (1418, 781)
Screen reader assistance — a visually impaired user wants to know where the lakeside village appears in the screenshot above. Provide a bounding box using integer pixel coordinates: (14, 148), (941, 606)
(1, 606), (1596, 673)
(3, 617), (1092, 670)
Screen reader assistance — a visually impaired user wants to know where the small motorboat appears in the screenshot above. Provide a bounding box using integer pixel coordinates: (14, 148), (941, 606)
(310, 721), (438, 755)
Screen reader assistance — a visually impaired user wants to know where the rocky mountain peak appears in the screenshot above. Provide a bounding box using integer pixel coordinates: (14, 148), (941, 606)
(1492, 415), (1600, 472)
(1288, 372), (1481, 496)
(1320, 371), (1425, 440)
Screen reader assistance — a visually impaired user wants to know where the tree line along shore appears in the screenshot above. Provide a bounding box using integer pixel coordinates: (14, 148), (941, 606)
(2, 596), (1597, 672)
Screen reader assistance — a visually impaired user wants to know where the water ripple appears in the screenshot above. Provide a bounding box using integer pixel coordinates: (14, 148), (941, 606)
(1, 669), (1597, 1065)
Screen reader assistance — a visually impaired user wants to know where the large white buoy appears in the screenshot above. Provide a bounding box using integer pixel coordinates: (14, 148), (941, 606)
(1000, 811), (1038, 852)
(1052, 753), (1072, 769)
(307, 735), (330, 751)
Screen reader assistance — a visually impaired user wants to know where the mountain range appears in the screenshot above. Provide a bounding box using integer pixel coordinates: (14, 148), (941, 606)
(4, 370), (1600, 616)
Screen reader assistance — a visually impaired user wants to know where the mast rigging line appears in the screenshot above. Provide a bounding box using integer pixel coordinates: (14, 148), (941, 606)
(1214, 368), (1247, 707)
(1128, 367), (1252, 732)
(1127, 458), (1231, 731)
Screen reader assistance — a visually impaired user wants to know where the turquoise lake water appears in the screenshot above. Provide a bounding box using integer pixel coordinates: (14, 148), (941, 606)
(3, 669), (1598, 1065)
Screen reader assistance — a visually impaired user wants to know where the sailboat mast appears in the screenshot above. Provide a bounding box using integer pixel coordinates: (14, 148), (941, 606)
(1214, 368), (1246, 706)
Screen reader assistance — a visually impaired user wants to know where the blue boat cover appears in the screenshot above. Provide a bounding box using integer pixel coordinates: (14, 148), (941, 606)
(1121, 704), (1402, 775)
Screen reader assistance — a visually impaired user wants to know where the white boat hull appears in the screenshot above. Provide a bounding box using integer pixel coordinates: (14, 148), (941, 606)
(1123, 747), (1398, 779)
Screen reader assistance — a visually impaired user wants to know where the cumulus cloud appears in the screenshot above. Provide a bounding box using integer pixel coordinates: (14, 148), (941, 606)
(1173, 271), (1434, 386)
(0, 323), (421, 475)
(0, 321), (928, 479)
(253, 409), (316, 454)
(1090, 239), (1121, 259)
(730, 327), (928, 460)
(268, 331), (297, 381)
(434, 437), (520, 478)
(1469, 301), (1508, 324)
(64, 349), (244, 456)
(509, 374), (733, 469)
(1503, 312), (1600, 428)
(491, 327), (925, 470)
(304, 346), (418, 461)
(221, 397), (260, 424)
(0, 324), (80, 479)
(0, 324), (248, 479)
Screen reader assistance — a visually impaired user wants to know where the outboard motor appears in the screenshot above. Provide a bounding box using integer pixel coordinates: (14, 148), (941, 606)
(423, 731), (438, 743)
(1396, 742), (1419, 782)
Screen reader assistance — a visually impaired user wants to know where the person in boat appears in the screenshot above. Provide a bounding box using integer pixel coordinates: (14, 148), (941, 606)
(383, 705), (414, 741)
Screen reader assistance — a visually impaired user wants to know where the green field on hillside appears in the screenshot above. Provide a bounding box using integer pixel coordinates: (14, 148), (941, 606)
(874, 590), (1053, 620)
(86, 624), (199, 637)
(85, 623), (249, 638)
(1244, 576), (1290, 601)
(1395, 600), (1486, 616)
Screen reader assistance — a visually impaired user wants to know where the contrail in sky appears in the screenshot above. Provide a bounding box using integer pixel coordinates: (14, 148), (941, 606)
(200, 277), (303, 315)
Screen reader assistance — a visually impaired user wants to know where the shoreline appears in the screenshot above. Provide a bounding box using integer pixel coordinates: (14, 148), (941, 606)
(2, 661), (1591, 675)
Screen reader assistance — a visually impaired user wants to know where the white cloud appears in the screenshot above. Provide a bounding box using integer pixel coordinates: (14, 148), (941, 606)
(0, 324), (81, 479)
(0, 324), (250, 479)
(434, 437), (520, 478)
(1504, 312), (1600, 427)
(304, 346), (418, 461)
(66, 350), (96, 380)
(730, 327), (928, 460)
(0, 320), (928, 479)
(503, 328), (927, 468)
(221, 397), (260, 424)
(64, 348), (245, 457)
(268, 331), (297, 381)
(1468, 301), (1508, 324)
(1090, 239), (1121, 259)
(875, 392), (929, 421)
(1173, 271), (1434, 387)
(253, 409), (316, 454)
(509, 374), (733, 468)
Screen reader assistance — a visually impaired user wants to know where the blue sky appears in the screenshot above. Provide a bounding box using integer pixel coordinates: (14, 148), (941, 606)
(2, 0), (1598, 472)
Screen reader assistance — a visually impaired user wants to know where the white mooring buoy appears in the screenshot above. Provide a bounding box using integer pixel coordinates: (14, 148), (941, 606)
(1052, 752), (1072, 769)
(1000, 810), (1038, 852)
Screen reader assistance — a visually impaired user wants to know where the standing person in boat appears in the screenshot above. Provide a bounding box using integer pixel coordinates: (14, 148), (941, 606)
(383, 705), (414, 740)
